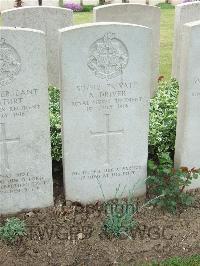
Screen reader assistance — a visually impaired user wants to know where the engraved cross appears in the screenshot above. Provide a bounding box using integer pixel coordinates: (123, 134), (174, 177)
(0, 123), (20, 173)
(90, 114), (124, 165)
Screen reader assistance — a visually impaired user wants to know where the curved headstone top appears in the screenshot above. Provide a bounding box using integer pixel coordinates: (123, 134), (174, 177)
(94, 3), (159, 12)
(172, 1), (200, 82)
(2, 6), (73, 88)
(93, 4), (160, 97)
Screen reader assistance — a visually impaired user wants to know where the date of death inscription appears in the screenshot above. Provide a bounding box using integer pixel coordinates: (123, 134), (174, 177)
(0, 88), (40, 119)
(72, 81), (149, 112)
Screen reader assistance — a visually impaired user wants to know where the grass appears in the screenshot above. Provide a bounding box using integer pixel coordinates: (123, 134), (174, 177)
(159, 7), (174, 80)
(73, 12), (93, 25)
(145, 254), (200, 266)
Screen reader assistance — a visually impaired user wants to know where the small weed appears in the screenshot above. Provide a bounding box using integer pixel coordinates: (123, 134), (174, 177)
(0, 218), (26, 243)
(103, 197), (138, 238)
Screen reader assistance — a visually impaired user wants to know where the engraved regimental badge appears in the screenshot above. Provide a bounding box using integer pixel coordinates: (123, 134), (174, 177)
(0, 37), (21, 86)
(88, 32), (128, 80)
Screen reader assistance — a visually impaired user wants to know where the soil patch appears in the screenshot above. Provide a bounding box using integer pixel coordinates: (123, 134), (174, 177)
(0, 169), (200, 265)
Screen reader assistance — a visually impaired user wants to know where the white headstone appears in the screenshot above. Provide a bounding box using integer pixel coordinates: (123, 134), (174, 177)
(172, 2), (200, 81)
(175, 21), (200, 189)
(93, 4), (160, 96)
(41, 0), (59, 6)
(0, 0), (15, 12)
(0, 27), (53, 214)
(60, 23), (152, 203)
(22, 0), (38, 6)
(2, 7), (73, 87)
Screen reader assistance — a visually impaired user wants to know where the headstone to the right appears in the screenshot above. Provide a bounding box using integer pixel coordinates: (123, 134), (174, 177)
(0, 27), (53, 214)
(60, 23), (152, 204)
(93, 4), (160, 96)
(172, 2), (200, 82)
(175, 21), (200, 189)
(2, 6), (73, 87)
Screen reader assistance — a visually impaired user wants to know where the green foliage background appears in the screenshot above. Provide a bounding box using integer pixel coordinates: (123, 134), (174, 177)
(49, 86), (62, 162)
(149, 79), (179, 162)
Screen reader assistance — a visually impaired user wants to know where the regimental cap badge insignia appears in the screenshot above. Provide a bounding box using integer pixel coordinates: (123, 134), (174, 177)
(88, 32), (129, 80)
(0, 37), (21, 87)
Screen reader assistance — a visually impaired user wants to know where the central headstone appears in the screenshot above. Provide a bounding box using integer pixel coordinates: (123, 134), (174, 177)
(93, 4), (160, 96)
(60, 23), (152, 203)
(2, 7), (73, 87)
(0, 27), (53, 214)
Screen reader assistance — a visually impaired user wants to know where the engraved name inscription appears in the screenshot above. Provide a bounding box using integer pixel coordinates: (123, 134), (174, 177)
(88, 32), (128, 80)
(72, 81), (147, 113)
(0, 38), (21, 87)
(0, 88), (40, 119)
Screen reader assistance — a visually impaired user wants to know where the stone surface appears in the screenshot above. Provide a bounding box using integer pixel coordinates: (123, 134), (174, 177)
(60, 23), (152, 203)
(0, 0), (60, 11)
(93, 4), (160, 96)
(175, 21), (200, 189)
(2, 7), (73, 87)
(172, 2), (200, 81)
(0, 0), (14, 11)
(111, 0), (166, 5)
(23, 0), (59, 7)
(0, 27), (53, 214)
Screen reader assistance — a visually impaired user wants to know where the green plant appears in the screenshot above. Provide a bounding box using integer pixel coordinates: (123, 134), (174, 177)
(103, 197), (138, 238)
(143, 254), (200, 265)
(147, 153), (199, 213)
(0, 218), (26, 243)
(149, 79), (179, 162)
(156, 3), (175, 9)
(59, 0), (64, 7)
(49, 86), (62, 162)
(159, 254), (200, 266)
(82, 5), (95, 12)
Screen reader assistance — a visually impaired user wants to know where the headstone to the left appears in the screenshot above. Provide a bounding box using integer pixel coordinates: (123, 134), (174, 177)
(2, 7), (73, 87)
(0, 27), (53, 214)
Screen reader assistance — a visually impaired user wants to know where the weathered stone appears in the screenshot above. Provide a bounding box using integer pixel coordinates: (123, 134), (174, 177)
(172, 2), (200, 81)
(175, 21), (200, 189)
(93, 4), (160, 96)
(0, 27), (53, 214)
(2, 6), (73, 87)
(60, 23), (152, 203)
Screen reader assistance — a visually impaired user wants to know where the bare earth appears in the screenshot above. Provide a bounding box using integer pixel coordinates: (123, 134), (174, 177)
(0, 170), (200, 266)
